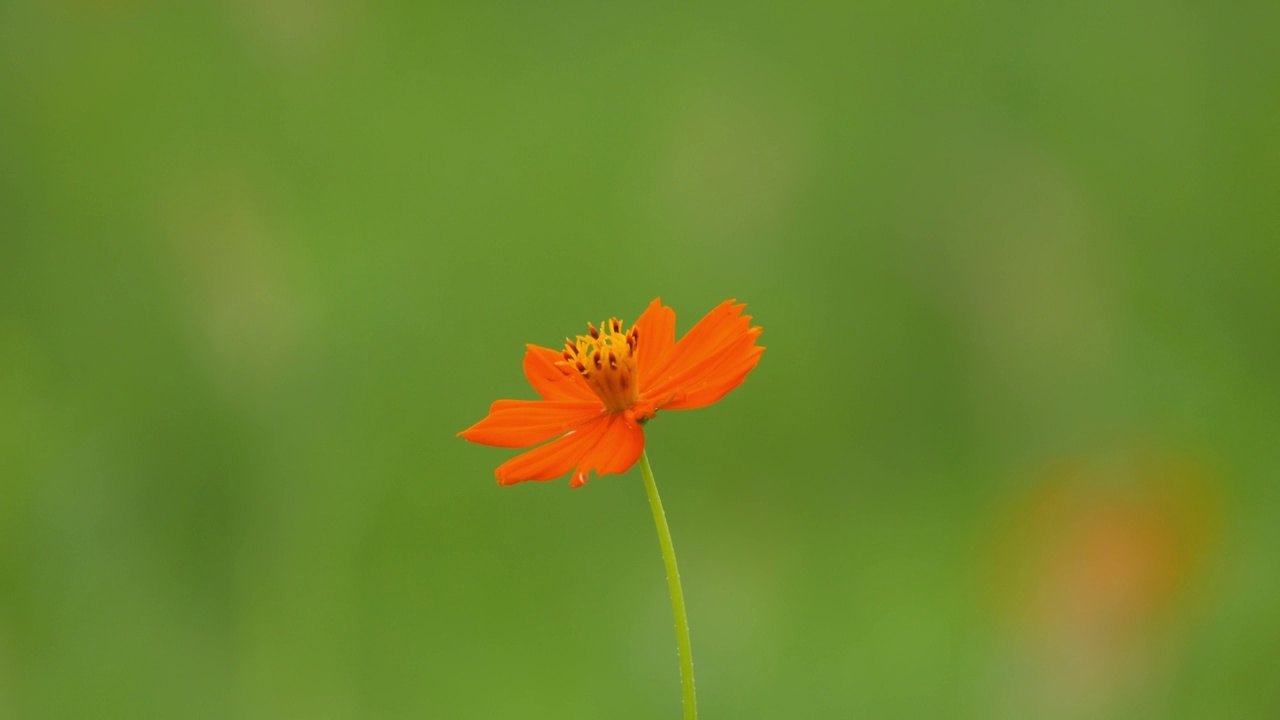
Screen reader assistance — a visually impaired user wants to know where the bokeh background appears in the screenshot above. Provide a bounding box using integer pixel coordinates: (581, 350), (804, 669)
(1, 1), (1277, 718)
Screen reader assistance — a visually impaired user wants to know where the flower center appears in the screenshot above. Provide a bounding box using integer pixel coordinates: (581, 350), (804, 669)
(559, 318), (640, 413)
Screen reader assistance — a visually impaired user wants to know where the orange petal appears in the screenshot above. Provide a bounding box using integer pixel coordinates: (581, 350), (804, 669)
(568, 413), (646, 487)
(633, 298), (676, 386)
(493, 414), (612, 484)
(523, 344), (595, 401)
(641, 300), (764, 409)
(660, 342), (765, 410)
(494, 413), (646, 487)
(459, 399), (603, 448)
(642, 299), (742, 390)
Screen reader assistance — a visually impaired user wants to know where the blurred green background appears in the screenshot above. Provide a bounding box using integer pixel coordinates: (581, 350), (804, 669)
(1, 1), (1278, 718)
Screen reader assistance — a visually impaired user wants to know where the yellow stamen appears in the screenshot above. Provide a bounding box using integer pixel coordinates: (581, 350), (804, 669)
(559, 317), (640, 413)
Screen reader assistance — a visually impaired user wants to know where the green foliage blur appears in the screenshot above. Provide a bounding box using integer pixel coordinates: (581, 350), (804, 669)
(1, 1), (1277, 718)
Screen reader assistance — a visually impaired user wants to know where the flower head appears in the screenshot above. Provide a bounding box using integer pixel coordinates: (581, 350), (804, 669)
(459, 298), (764, 487)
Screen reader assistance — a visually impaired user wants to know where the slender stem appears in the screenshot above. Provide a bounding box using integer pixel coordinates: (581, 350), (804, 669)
(639, 450), (697, 720)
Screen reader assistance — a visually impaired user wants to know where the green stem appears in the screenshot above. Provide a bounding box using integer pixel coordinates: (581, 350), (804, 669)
(639, 450), (697, 720)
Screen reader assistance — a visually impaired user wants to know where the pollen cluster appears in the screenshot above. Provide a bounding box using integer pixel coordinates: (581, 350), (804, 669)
(558, 318), (640, 413)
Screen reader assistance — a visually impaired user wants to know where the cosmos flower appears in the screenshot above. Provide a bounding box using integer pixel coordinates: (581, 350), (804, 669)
(459, 298), (764, 487)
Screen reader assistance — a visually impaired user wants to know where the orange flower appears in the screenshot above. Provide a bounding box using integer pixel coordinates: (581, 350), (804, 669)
(459, 298), (764, 487)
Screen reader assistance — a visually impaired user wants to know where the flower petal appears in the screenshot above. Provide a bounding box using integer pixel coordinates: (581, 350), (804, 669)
(458, 399), (603, 448)
(522, 344), (596, 401)
(493, 413), (647, 487)
(633, 298), (676, 386)
(642, 299), (741, 390)
(568, 413), (646, 487)
(660, 341), (764, 410)
(641, 300), (764, 409)
(493, 414), (612, 484)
